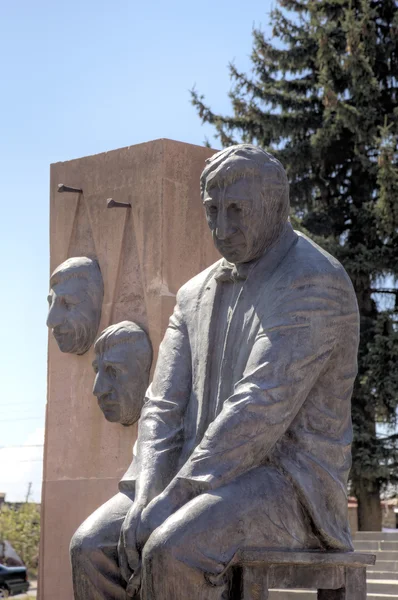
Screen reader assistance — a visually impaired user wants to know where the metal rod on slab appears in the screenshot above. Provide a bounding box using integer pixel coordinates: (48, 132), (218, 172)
(107, 198), (131, 208)
(58, 184), (83, 194)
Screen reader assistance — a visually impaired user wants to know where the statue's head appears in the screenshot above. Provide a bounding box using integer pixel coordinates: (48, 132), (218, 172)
(201, 144), (289, 264)
(47, 257), (104, 355)
(92, 321), (152, 426)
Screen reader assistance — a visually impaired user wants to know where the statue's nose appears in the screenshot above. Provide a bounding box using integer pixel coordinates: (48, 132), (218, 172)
(46, 301), (64, 329)
(93, 373), (111, 398)
(216, 210), (237, 240)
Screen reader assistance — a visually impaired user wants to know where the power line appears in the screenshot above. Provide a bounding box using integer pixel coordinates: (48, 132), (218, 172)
(0, 481), (41, 484)
(0, 417), (44, 423)
(2, 444), (44, 448)
(0, 458), (43, 463)
(0, 402), (45, 408)
(17, 459), (43, 463)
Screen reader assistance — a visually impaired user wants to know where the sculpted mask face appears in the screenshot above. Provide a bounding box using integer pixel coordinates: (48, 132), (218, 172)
(92, 322), (152, 426)
(47, 257), (104, 355)
(201, 145), (290, 264)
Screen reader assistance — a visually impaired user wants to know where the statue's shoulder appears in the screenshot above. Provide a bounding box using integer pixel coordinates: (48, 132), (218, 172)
(288, 231), (355, 294)
(176, 259), (223, 304)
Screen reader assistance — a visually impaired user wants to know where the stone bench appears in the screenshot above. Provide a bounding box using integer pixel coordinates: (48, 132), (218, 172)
(230, 550), (376, 600)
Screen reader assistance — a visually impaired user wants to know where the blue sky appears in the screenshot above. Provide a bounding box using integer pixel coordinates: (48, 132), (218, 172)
(0, 0), (273, 501)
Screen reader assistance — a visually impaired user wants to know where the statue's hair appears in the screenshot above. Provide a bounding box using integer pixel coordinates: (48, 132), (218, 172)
(50, 257), (104, 300)
(94, 321), (153, 374)
(200, 144), (290, 226)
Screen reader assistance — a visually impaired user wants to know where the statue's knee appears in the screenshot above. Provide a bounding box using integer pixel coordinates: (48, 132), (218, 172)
(142, 524), (186, 568)
(142, 529), (164, 567)
(70, 526), (98, 565)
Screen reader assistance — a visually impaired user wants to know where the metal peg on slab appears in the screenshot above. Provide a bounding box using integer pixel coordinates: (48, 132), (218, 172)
(58, 184), (83, 194)
(107, 198), (131, 208)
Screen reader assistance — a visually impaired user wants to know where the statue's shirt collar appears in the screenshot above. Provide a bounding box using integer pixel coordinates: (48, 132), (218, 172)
(214, 222), (297, 285)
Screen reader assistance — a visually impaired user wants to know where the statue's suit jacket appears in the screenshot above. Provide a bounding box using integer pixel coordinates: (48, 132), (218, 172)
(127, 223), (359, 551)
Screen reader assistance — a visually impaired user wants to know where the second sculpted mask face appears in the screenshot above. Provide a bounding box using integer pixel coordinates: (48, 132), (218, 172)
(92, 322), (152, 426)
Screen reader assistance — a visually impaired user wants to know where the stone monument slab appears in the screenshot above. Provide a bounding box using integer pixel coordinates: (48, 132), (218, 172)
(39, 139), (219, 600)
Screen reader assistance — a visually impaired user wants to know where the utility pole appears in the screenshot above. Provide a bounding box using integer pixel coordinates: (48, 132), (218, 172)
(25, 482), (32, 503)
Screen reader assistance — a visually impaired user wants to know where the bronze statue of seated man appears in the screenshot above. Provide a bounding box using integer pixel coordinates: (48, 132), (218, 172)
(70, 145), (359, 600)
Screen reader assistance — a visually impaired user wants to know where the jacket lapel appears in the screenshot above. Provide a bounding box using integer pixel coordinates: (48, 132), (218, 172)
(190, 224), (298, 445)
(221, 223), (299, 387)
(190, 263), (222, 447)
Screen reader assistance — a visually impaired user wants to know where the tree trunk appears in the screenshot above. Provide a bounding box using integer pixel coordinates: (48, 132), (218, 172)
(356, 480), (382, 531)
(352, 280), (383, 532)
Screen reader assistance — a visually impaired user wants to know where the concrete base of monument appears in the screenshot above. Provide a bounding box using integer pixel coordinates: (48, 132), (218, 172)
(268, 531), (398, 600)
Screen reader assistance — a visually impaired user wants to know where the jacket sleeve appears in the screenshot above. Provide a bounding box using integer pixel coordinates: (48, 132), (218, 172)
(131, 290), (192, 505)
(176, 271), (357, 491)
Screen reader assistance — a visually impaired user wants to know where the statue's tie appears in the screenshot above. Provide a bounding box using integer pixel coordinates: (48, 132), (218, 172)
(214, 262), (250, 283)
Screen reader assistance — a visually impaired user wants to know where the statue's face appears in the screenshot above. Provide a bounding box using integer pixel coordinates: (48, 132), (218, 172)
(47, 276), (99, 355)
(203, 176), (266, 264)
(92, 342), (144, 426)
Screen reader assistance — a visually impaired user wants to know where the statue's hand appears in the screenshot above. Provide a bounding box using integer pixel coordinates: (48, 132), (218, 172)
(124, 495), (172, 599)
(122, 480), (198, 597)
(136, 492), (174, 549)
(117, 503), (144, 586)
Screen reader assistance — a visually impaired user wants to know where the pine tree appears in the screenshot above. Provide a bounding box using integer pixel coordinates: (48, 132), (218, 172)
(192, 0), (398, 530)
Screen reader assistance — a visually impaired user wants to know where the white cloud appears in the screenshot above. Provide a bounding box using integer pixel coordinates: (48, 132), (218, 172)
(0, 428), (44, 503)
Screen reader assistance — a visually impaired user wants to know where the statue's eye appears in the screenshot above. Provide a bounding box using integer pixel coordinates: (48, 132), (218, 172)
(92, 363), (99, 374)
(59, 297), (68, 309)
(106, 366), (117, 378)
(229, 203), (241, 213)
(207, 205), (218, 215)
(47, 295), (52, 306)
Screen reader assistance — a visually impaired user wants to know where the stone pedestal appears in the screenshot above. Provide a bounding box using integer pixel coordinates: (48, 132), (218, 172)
(39, 139), (219, 600)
